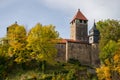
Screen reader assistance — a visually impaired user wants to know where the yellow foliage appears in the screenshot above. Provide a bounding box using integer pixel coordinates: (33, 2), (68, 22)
(7, 23), (26, 49)
(97, 47), (120, 80)
(14, 57), (23, 63)
(113, 49), (120, 64)
(27, 23), (59, 63)
(105, 59), (111, 65)
(96, 65), (111, 80)
(113, 49), (120, 75)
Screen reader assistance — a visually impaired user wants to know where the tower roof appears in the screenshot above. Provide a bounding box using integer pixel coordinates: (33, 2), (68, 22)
(89, 20), (97, 32)
(89, 20), (100, 36)
(70, 9), (88, 23)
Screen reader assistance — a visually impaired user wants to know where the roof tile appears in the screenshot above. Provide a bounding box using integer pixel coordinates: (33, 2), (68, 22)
(71, 9), (87, 23)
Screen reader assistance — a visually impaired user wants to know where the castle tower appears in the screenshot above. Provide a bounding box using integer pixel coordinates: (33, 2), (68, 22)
(70, 9), (88, 42)
(89, 20), (100, 44)
(89, 21), (100, 66)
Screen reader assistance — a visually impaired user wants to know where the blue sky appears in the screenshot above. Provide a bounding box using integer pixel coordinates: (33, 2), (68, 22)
(0, 0), (120, 38)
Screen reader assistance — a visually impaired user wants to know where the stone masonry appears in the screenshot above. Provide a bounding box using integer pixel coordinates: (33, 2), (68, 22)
(56, 9), (100, 66)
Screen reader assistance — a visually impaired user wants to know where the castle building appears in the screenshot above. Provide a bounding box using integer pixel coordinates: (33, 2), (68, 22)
(70, 9), (88, 42)
(56, 9), (100, 66)
(4, 9), (100, 66)
(89, 20), (100, 44)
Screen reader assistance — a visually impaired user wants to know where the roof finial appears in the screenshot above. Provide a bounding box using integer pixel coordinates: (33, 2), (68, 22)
(93, 19), (96, 28)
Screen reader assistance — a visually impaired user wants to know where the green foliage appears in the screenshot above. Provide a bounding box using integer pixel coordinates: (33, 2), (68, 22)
(0, 38), (10, 79)
(66, 69), (77, 80)
(68, 58), (81, 66)
(100, 40), (118, 63)
(96, 19), (120, 80)
(0, 22), (97, 80)
(97, 19), (120, 63)
(97, 19), (120, 49)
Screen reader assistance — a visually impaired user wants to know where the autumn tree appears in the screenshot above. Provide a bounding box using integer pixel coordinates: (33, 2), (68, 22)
(97, 19), (120, 50)
(7, 23), (27, 49)
(97, 19), (120, 62)
(96, 40), (120, 80)
(27, 23), (59, 63)
(7, 23), (27, 63)
(96, 19), (120, 80)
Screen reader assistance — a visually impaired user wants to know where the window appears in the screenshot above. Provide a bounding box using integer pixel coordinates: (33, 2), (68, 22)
(84, 20), (87, 24)
(90, 38), (92, 40)
(76, 19), (79, 23)
(79, 20), (82, 23)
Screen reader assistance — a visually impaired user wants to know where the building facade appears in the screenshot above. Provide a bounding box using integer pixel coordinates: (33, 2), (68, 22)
(56, 9), (100, 66)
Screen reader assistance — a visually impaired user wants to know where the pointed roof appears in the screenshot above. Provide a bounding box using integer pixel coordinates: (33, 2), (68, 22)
(89, 20), (97, 32)
(89, 20), (100, 36)
(70, 9), (88, 23)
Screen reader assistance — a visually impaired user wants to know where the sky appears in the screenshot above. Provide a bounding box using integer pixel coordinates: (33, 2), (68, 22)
(0, 0), (120, 38)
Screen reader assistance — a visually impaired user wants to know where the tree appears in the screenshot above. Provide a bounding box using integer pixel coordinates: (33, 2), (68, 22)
(96, 43), (120, 80)
(7, 23), (27, 49)
(7, 23), (27, 63)
(96, 19), (120, 80)
(27, 23), (59, 62)
(99, 40), (118, 63)
(97, 19), (120, 62)
(97, 19), (120, 50)
(0, 38), (9, 78)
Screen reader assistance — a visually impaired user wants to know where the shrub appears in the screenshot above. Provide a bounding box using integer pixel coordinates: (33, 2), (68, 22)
(68, 58), (81, 66)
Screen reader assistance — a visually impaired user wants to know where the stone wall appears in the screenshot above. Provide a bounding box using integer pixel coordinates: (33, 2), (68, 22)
(56, 42), (100, 66)
(75, 23), (88, 41)
(67, 42), (91, 65)
(70, 22), (76, 40)
(55, 43), (66, 62)
(91, 44), (100, 67)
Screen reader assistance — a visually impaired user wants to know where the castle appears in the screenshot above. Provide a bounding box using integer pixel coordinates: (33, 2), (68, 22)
(56, 9), (100, 66)
(1, 9), (100, 67)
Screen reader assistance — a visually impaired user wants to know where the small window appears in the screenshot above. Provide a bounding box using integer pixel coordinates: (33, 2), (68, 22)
(84, 20), (87, 24)
(79, 20), (82, 23)
(90, 38), (92, 40)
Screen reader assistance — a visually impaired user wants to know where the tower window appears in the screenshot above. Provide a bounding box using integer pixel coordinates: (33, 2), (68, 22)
(84, 20), (87, 24)
(79, 20), (82, 23)
(90, 38), (92, 40)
